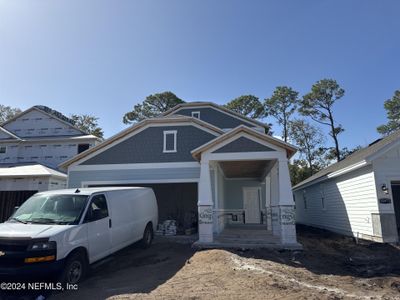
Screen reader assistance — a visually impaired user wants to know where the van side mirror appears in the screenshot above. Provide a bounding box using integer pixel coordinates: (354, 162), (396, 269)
(13, 206), (19, 213)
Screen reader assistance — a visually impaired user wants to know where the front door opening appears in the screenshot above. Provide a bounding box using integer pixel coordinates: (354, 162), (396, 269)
(391, 182), (400, 232)
(243, 187), (261, 224)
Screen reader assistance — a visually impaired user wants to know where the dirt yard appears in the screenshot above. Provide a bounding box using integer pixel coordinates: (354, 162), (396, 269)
(25, 226), (400, 299)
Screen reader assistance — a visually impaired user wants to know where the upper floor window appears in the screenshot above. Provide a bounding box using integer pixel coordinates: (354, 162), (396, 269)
(163, 130), (177, 153)
(0, 146), (6, 154)
(78, 144), (90, 154)
(191, 111), (201, 119)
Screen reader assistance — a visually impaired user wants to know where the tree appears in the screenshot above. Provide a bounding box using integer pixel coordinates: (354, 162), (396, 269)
(225, 95), (264, 119)
(71, 114), (104, 139)
(324, 145), (362, 162)
(289, 119), (326, 175)
(300, 79), (345, 162)
(264, 86), (299, 142)
(123, 91), (184, 124)
(289, 160), (314, 186)
(0, 105), (21, 123)
(377, 90), (400, 135)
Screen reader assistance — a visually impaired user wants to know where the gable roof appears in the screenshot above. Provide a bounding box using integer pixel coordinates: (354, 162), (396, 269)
(191, 125), (297, 161)
(0, 126), (21, 140)
(163, 102), (269, 129)
(293, 129), (400, 190)
(59, 116), (224, 169)
(1, 105), (88, 136)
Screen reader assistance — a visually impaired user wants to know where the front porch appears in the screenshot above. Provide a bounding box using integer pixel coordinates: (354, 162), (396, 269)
(191, 126), (301, 249)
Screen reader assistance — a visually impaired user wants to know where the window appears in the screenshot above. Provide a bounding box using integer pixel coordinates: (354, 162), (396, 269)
(320, 184), (326, 210)
(0, 146), (6, 154)
(78, 144), (90, 154)
(163, 130), (177, 153)
(191, 111), (201, 119)
(84, 194), (109, 222)
(303, 190), (307, 210)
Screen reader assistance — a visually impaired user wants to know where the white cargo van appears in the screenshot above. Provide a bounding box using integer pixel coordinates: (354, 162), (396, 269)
(0, 187), (158, 284)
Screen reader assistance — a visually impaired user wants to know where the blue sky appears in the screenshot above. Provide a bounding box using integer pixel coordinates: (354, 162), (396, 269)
(0, 0), (399, 150)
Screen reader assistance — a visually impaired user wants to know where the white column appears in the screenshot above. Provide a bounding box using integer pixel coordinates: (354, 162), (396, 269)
(278, 158), (294, 206)
(265, 175), (272, 230)
(198, 160), (214, 243)
(278, 159), (297, 245)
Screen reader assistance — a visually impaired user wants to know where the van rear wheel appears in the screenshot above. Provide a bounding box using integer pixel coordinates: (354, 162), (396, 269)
(141, 223), (153, 248)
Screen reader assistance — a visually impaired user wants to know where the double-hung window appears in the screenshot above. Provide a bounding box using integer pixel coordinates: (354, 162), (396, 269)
(163, 130), (177, 153)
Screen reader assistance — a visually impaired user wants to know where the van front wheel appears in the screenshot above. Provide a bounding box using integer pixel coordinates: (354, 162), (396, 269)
(60, 251), (88, 285)
(141, 223), (153, 248)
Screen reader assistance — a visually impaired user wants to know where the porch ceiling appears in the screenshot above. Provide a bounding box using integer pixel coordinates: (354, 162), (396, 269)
(219, 160), (273, 178)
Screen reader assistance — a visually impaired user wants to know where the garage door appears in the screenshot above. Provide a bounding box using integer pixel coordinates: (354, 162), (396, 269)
(88, 183), (198, 230)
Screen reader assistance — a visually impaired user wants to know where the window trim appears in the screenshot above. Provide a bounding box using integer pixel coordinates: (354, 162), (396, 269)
(163, 130), (177, 153)
(191, 111), (201, 119)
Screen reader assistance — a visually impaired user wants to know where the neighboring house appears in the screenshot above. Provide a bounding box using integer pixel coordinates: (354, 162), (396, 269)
(60, 102), (300, 248)
(293, 130), (400, 243)
(0, 105), (100, 220)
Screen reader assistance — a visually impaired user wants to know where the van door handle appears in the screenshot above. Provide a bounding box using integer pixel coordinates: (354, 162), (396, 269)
(109, 219), (112, 228)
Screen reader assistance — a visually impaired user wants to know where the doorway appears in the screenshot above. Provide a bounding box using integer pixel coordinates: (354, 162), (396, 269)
(391, 182), (400, 232)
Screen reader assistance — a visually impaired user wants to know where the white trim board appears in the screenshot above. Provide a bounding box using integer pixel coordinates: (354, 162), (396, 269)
(81, 178), (199, 187)
(69, 162), (200, 171)
(163, 130), (177, 153)
(204, 151), (285, 162)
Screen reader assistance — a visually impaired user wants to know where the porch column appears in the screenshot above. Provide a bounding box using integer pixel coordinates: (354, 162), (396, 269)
(198, 160), (214, 243)
(265, 175), (272, 231)
(278, 158), (297, 245)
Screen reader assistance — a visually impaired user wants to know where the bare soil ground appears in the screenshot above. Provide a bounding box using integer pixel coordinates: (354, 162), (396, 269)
(24, 226), (400, 299)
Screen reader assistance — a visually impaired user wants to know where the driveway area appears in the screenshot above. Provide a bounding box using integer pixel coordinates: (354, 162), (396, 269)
(8, 226), (400, 300)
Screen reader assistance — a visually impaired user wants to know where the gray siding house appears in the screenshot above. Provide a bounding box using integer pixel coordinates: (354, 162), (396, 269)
(61, 102), (299, 247)
(294, 130), (400, 243)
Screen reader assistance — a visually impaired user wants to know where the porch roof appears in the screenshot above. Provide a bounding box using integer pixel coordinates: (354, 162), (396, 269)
(191, 125), (297, 161)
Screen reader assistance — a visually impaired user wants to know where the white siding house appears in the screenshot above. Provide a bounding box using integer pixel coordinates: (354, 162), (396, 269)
(0, 105), (101, 221)
(294, 130), (400, 243)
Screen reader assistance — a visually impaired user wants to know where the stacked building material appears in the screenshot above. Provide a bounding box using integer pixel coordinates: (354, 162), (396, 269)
(155, 220), (177, 236)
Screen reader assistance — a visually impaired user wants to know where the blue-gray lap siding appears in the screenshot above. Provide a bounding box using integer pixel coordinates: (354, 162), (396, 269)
(213, 137), (275, 153)
(68, 167), (200, 188)
(81, 125), (217, 165)
(172, 108), (259, 129)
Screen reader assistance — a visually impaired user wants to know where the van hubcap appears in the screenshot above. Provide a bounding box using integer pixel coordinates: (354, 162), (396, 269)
(68, 261), (82, 284)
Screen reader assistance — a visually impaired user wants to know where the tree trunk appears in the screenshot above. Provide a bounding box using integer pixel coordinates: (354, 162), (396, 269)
(328, 109), (340, 162)
(283, 119), (287, 142)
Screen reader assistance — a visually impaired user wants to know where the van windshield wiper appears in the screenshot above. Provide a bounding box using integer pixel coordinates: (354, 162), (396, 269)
(29, 218), (58, 224)
(10, 217), (27, 224)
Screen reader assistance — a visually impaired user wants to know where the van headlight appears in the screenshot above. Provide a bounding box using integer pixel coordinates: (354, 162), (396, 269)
(29, 241), (57, 251)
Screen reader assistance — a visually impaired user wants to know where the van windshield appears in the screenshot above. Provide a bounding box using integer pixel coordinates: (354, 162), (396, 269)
(10, 194), (89, 225)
